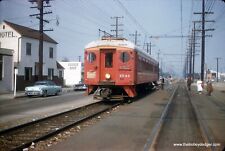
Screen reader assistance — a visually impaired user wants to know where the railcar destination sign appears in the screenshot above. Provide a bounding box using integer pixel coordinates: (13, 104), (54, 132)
(0, 31), (16, 38)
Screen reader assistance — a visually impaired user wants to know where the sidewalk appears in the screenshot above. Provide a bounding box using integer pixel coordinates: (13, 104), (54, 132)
(189, 84), (225, 150)
(0, 87), (74, 101)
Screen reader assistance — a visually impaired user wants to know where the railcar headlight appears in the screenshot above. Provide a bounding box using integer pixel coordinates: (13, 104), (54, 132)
(105, 73), (111, 80)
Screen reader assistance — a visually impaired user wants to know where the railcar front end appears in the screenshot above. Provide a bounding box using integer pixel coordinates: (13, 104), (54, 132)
(84, 38), (158, 101)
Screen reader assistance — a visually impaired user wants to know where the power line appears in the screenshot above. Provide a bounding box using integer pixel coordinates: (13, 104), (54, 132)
(113, 0), (149, 36)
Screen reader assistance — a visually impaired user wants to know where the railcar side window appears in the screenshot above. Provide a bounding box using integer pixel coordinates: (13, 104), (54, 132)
(120, 52), (130, 63)
(105, 52), (113, 68)
(87, 52), (96, 63)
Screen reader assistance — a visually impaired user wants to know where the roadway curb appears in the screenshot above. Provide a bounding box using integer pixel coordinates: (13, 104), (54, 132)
(3, 88), (74, 99)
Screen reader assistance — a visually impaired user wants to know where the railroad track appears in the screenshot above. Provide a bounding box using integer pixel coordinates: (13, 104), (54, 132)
(0, 101), (120, 151)
(144, 82), (215, 151)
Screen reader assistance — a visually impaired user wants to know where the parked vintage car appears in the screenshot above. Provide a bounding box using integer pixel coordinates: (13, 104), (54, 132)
(25, 80), (62, 97)
(73, 83), (87, 91)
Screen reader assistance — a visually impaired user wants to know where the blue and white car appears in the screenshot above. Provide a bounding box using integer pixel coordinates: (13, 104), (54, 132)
(25, 80), (62, 97)
(73, 82), (87, 91)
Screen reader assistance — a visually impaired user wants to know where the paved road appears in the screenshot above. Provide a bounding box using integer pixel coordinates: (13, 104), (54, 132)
(0, 91), (100, 130)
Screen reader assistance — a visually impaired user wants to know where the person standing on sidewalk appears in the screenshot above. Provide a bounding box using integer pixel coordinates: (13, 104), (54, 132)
(206, 80), (213, 96)
(196, 78), (203, 94)
(161, 77), (165, 90)
(187, 76), (192, 91)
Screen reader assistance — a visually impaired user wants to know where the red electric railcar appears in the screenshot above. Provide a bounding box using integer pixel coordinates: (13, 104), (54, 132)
(84, 38), (158, 100)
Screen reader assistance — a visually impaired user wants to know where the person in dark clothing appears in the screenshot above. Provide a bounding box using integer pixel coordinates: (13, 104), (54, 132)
(187, 76), (192, 91)
(161, 78), (165, 90)
(206, 80), (213, 96)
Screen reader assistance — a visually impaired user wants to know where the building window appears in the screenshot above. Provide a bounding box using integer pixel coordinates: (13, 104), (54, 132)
(26, 43), (31, 56)
(0, 55), (3, 81)
(24, 67), (32, 81)
(48, 68), (54, 80)
(59, 70), (63, 78)
(49, 47), (53, 58)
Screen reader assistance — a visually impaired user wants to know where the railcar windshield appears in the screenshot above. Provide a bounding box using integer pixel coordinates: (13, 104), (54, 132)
(120, 52), (130, 63)
(87, 52), (96, 63)
(105, 52), (113, 68)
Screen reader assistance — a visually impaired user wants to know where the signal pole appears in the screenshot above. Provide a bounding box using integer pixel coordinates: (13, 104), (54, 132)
(29, 0), (53, 80)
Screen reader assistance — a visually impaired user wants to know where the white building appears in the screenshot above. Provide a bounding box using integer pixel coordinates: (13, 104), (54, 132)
(0, 48), (13, 92)
(58, 62), (83, 86)
(0, 20), (63, 92)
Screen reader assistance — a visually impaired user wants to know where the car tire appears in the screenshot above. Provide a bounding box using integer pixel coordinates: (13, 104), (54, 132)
(43, 90), (47, 97)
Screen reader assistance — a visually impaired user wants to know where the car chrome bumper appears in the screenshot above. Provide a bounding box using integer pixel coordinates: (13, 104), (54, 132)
(25, 91), (43, 96)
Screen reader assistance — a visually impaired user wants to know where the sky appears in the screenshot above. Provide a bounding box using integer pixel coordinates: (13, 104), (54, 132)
(0, 0), (225, 77)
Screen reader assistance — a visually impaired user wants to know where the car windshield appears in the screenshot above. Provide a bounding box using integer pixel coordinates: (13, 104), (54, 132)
(34, 82), (47, 86)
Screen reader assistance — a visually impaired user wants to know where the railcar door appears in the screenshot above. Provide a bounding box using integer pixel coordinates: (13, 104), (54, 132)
(100, 49), (116, 83)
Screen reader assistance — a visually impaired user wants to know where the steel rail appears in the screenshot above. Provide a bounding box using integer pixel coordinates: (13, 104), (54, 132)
(143, 85), (178, 151)
(186, 86), (216, 151)
(0, 101), (121, 151)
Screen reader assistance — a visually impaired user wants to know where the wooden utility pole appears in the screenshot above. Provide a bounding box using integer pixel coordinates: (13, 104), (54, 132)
(192, 22), (196, 79)
(111, 16), (123, 38)
(129, 30), (141, 45)
(157, 50), (160, 78)
(189, 34), (193, 77)
(194, 0), (214, 82)
(30, 0), (53, 80)
(216, 57), (221, 82)
(201, 0), (205, 82)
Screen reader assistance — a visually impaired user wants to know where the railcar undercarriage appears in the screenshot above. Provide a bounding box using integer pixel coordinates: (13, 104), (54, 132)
(91, 82), (157, 101)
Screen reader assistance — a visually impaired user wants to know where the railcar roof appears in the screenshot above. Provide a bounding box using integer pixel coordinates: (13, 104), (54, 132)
(85, 38), (158, 65)
(85, 38), (136, 49)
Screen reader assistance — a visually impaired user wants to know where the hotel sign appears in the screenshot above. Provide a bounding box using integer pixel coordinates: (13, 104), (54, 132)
(0, 31), (16, 38)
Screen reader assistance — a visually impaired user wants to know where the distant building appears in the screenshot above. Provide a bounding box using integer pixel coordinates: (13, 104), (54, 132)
(207, 69), (225, 81)
(0, 20), (63, 92)
(58, 62), (83, 86)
